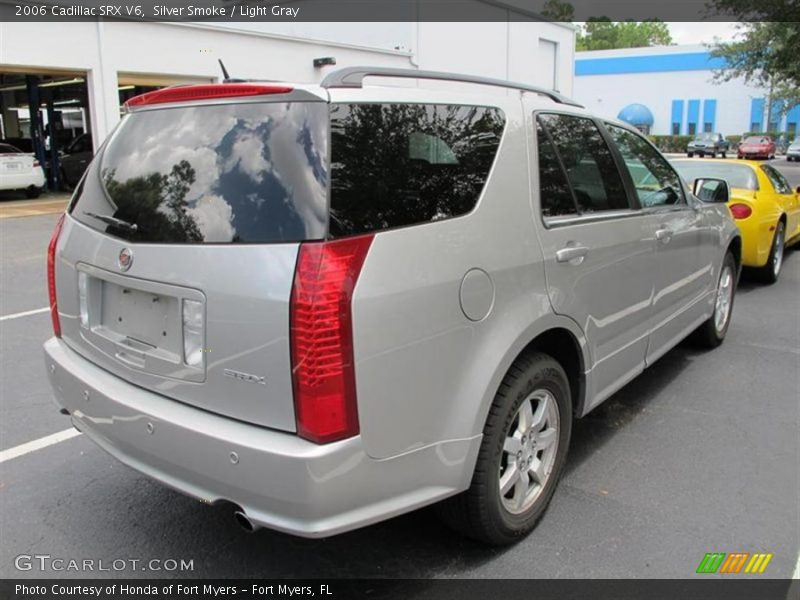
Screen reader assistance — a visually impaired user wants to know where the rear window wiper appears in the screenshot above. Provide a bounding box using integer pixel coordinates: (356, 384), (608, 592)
(83, 212), (139, 232)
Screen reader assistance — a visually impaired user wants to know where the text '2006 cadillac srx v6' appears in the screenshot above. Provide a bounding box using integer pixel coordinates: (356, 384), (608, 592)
(44, 67), (741, 545)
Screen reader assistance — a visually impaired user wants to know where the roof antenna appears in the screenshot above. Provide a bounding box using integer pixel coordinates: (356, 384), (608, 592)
(218, 59), (246, 83)
(218, 59), (232, 82)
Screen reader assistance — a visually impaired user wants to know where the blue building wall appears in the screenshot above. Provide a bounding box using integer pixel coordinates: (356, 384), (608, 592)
(576, 49), (798, 136)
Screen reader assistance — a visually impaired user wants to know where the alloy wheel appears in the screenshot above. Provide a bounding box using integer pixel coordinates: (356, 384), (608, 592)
(714, 263), (734, 334)
(773, 223), (785, 278)
(499, 389), (560, 515)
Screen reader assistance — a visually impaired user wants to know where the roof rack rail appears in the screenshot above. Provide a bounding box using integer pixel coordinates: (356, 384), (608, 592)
(320, 66), (584, 108)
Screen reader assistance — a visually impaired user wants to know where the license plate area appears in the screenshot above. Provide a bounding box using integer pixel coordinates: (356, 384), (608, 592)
(101, 284), (179, 351)
(76, 263), (206, 382)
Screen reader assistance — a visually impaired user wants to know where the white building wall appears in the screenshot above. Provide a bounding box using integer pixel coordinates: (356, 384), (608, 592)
(573, 44), (773, 136)
(1, 15), (575, 149)
(575, 70), (758, 136)
(416, 19), (575, 95)
(0, 21), (414, 148)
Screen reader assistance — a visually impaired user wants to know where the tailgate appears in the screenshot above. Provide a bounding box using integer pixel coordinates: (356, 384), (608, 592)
(54, 97), (329, 431)
(56, 217), (300, 430)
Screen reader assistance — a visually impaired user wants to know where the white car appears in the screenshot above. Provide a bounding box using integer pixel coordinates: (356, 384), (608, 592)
(787, 138), (800, 162)
(0, 143), (45, 198)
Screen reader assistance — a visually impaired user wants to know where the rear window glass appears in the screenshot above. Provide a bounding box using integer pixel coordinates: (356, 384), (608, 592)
(71, 102), (328, 244)
(328, 103), (505, 238)
(0, 144), (21, 154)
(672, 161), (759, 191)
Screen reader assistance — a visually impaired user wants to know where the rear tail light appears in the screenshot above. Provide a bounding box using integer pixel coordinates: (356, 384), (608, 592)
(729, 204), (752, 219)
(47, 214), (66, 337)
(290, 235), (374, 444)
(123, 83), (293, 109)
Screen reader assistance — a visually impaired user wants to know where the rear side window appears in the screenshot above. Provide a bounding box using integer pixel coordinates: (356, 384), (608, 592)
(537, 113), (629, 213)
(71, 101), (329, 244)
(536, 121), (577, 217)
(761, 165), (792, 194)
(328, 103), (505, 238)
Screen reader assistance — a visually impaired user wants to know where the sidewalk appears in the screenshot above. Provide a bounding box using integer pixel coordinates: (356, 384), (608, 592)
(0, 193), (70, 219)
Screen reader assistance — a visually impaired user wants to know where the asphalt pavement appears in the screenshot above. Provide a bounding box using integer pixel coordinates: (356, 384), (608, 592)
(1, 161), (798, 581)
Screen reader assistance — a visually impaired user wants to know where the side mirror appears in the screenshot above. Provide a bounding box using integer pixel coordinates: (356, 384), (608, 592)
(693, 178), (730, 204)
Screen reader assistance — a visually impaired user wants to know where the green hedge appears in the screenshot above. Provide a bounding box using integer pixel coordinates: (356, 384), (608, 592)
(649, 135), (693, 153)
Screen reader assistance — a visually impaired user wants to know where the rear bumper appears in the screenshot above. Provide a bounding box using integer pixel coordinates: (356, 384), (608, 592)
(44, 338), (480, 537)
(0, 168), (45, 190)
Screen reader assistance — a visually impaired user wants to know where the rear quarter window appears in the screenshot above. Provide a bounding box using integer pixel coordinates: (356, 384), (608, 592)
(328, 103), (505, 238)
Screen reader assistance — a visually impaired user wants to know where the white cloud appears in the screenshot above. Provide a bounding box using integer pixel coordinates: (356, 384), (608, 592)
(187, 194), (236, 242)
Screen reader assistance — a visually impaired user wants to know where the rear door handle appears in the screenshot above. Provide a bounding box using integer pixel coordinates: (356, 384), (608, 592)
(655, 229), (673, 243)
(556, 245), (589, 263)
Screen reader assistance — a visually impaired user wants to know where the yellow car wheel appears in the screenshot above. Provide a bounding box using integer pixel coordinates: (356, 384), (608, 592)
(756, 221), (785, 284)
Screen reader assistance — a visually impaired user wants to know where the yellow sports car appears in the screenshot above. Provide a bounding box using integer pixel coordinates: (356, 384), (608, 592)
(672, 159), (800, 283)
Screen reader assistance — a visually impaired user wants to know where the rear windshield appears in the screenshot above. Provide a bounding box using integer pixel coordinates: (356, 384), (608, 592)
(70, 101), (328, 244)
(672, 161), (758, 191)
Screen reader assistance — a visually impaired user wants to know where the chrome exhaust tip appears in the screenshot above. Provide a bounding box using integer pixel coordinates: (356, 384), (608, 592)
(233, 510), (259, 533)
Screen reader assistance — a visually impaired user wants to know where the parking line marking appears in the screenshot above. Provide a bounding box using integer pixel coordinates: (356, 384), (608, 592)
(0, 307), (49, 322)
(793, 552), (800, 579)
(0, 429), (82, 464)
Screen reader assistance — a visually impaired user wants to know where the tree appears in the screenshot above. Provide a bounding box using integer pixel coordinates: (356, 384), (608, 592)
(102, 160), (203, 243)
(576, 19), (673, 51)
(707, 11), (800, 126)
(541, 0), (574, 22)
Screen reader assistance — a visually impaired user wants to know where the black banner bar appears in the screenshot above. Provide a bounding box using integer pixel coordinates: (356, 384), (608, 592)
(2, 0), (798, 23)
(1, 579), (797, 600)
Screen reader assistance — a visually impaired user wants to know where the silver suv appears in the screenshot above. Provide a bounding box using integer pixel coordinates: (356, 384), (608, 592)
(44, 67), (741, 545)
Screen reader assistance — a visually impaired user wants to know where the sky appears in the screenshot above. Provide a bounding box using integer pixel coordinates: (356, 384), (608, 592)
(667, 22), (739, 45)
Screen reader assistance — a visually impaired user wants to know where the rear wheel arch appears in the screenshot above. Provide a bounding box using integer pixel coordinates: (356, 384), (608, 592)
(477, 324), (587, 432)
(520, 328), (586, 419)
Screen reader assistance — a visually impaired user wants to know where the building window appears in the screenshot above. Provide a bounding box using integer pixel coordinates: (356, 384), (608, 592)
(751, 122), (761, 133)
(704, 122), (713, 133)
(688, 123), (697, 136)
(672, 123), (681, 135)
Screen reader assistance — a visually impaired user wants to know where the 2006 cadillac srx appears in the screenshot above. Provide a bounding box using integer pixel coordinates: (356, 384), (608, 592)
(44, 67), (741, 545)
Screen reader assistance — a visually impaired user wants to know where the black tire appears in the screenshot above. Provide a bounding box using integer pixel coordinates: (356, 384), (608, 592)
(755, 221), (786, 284)
(687, 152), (694, 158)
(693, 252), (737, 348)
(709, 152), (715, 158)
(24, 187), (41, 199)
(721, 152), (727, 159)
(438, 352), (572, 545)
